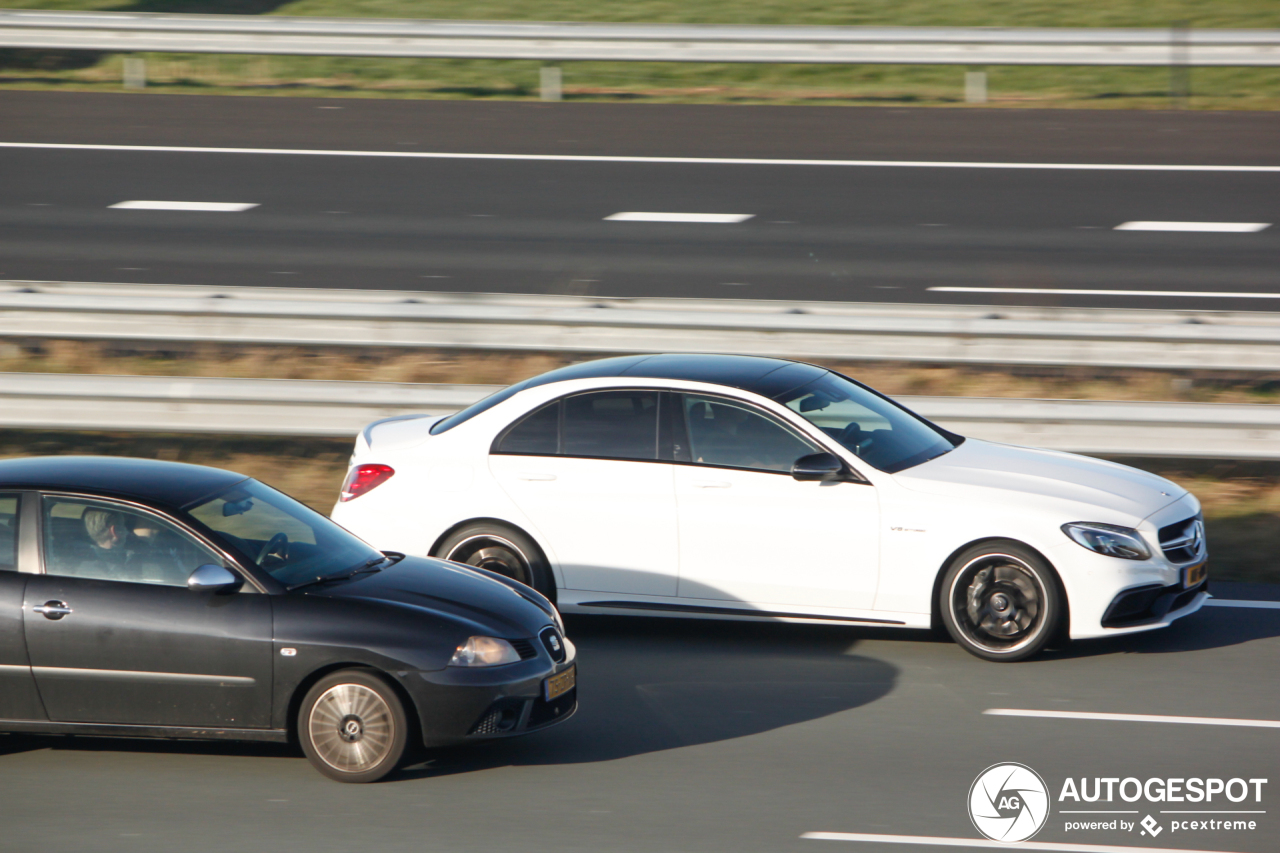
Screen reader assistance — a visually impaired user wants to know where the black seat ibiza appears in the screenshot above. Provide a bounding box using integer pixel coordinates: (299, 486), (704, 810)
(0, 456), (577, 782)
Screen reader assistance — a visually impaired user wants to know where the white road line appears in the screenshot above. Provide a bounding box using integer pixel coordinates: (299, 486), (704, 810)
(802, 832), (1247, 853)
(1115, 221), (1271, 232)
(984, 709), (1280, 729)
(3, 142), (1280, 172)
(604, 212), (753, 223)
(1206, 599), (1280, 610)
(109, 200), (258, 212)
(928, 287), (1280, 299)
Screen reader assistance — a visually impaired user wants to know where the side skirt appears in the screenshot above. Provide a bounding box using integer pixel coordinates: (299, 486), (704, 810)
(0, 719), (290, 743)
(577, 600), (906, 625)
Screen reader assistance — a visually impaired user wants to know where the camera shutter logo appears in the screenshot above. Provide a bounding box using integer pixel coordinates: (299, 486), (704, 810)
(968, 763), (1051, 842)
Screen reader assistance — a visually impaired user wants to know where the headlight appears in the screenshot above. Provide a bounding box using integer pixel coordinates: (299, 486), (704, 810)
(448, 636), (522, 667)
(1062, 522), (1151, 560)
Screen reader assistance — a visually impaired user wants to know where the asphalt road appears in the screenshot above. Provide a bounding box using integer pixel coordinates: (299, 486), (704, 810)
(0, 582), (1277, 853)
(1, 91), (1278, 311)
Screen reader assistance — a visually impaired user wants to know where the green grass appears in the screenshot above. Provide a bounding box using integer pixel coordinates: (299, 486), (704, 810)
(2, 1), (1280, 108)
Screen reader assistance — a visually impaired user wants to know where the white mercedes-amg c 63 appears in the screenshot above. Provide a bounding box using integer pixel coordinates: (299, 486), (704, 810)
(332, 354), (1207, 661)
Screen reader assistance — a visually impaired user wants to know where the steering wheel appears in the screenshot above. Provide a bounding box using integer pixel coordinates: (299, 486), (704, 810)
(257, 532), (289, 566)
(836, 422), (870, 454)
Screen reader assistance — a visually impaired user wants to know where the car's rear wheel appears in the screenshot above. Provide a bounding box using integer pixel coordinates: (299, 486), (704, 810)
(437, 523), (555, 600)
(299, 669), (409, 783)
(939, 542), (1062, 662)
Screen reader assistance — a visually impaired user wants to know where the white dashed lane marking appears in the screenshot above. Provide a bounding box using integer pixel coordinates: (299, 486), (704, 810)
(929, 287), (1280, 299)
(1115, 221), (1270, 232)
(984, 709), (1280, 729)
(1206, 598), (1280, 610)
(604, 212), (754, 223)
(109, 200), (259, 212)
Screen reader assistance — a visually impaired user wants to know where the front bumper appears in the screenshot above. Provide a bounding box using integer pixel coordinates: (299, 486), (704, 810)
(402, 637), (577, 747)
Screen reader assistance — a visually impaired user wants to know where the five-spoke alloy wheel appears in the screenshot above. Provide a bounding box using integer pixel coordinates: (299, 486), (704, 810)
(300, 669), (409, 783)
(939, 541), (1062, 662)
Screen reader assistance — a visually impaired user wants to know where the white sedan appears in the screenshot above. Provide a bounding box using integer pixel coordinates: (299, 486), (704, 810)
(331, 354), (1207, 661)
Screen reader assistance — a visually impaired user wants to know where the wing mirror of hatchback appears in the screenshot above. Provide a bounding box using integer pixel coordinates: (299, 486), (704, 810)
(791, 452), (847, 482)
(188, 564), (243, 593)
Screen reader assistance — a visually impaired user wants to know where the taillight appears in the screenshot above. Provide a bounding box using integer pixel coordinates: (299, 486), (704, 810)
(340, 463), (395, 501)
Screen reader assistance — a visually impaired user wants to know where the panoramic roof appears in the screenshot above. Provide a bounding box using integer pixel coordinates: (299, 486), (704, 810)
(0, 456), (248, 508)
(526, 354), (828, 399)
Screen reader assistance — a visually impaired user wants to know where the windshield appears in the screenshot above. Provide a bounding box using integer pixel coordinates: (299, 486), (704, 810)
(187, 479), (384, 587)
(773, 371), (958, 473)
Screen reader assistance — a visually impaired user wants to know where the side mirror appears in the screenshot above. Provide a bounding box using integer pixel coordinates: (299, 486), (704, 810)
(188, 564), (242, 593)
(791, 452), (845, 482)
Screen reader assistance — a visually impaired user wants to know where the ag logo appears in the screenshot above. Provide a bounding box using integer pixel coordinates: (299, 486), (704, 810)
(968, 763), (1050, 843)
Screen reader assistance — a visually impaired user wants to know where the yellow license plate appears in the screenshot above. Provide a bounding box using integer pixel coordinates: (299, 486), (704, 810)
(544, 665), (576, 701)
(1185, 562), (1207, 588)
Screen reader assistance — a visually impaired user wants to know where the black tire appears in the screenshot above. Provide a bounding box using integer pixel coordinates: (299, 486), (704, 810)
(299, 669), (409, 783)
(436, 522), (555, 600)
(938, 541), (1063, 662)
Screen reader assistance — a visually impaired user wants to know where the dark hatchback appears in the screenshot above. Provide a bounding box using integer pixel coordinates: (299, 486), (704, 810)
(0, 457), (576, 782)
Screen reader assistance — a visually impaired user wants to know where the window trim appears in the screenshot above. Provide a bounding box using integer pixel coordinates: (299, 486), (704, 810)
(35, 491), (266, 593)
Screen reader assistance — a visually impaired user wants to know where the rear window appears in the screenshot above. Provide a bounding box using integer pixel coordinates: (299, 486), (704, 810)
(493, 390), (660, 462)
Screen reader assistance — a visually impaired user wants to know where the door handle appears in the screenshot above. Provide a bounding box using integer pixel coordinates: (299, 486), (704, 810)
(517, 472), (557, 481)
(32, 600), (72, 620)
(692, 480), (731, 489)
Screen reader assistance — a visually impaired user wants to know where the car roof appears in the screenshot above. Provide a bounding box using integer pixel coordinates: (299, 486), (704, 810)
(522, 354), (828, 399)
(0, 456), (248, 508)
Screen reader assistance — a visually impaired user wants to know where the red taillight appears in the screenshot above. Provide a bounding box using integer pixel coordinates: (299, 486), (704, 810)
(340, 463), (395, 502)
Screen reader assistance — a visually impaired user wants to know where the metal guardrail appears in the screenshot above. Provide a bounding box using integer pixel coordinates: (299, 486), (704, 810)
(3, 281), (1280, 374)
(0, 11), (1277, 66)
(2, 372), (1276, 459)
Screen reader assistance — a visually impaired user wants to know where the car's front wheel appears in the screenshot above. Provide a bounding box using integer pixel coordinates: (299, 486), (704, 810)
(939, 541), (1063, 662)
(299, 669), (410, 783)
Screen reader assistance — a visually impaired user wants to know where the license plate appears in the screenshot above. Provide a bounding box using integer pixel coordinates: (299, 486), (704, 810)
(1185, 562), (1207, 588)
(544, 665), (576, 701)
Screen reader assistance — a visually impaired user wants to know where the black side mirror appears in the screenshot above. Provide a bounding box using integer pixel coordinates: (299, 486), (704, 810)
(791, 452), (845, 482)
(188, 564), (243, 593)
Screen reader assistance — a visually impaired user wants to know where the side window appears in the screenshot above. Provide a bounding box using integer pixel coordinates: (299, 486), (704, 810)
(682, 395), (819, 474)
(494, 401), (560, 455)
(562, 390), (659, 461)
(0, 495), (18, 572)
(42, 497), (222, 587)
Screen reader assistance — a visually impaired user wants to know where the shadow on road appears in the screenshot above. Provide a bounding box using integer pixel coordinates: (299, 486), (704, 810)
(398, 615), (899, 781)
(1039, 605), (1280, 661)
(0, 616), (899, 778)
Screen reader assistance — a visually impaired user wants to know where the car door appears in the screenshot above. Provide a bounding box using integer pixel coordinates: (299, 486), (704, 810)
(673, 393), (881, 611)
(22, 494), (274, 728)
(489, 389), (680, 596)
(0, 492), (45, 721)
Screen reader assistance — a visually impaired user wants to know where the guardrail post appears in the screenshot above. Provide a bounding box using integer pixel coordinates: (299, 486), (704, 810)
(1170, 21), (1191, 107)
(540, 65), (562, 101)
(964, 68), (987, 104)
(122, 55), (146, 90)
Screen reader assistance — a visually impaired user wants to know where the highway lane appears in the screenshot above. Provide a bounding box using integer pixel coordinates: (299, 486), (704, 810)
(0, 146), (1277, 310)
(0, 584), (1277, 853)
(1, 91), (1278, 310)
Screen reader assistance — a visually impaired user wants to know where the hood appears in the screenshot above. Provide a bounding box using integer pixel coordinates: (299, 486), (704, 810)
(894, 439), (1185, 524)
(306, 555), (556, 639)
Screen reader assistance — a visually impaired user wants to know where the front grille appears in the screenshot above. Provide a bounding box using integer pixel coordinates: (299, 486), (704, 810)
(539, 626), (566, 663)
(509, 639), (538, 660)
(1102, 577), (1207, 628)
(1159, 514), (1206, 565)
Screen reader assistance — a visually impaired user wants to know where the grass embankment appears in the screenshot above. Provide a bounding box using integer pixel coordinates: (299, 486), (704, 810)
(1, 339), (1276, 582)
(2, 1), (1279, 108)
